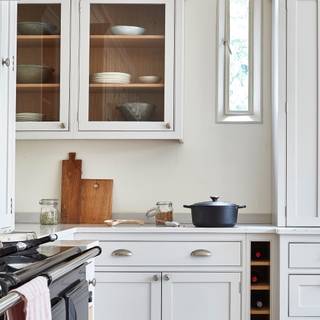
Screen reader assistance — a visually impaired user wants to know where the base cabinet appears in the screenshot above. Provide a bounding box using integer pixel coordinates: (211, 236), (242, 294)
(95, 272), (241, 320)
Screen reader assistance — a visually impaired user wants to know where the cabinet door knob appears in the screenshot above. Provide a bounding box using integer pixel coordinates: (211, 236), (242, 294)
(191, 249), (212, 257)
(166, 123), (172, 129)
(112, 249), (133, 256)
(60, 123), (66, 129)
(2, 58), (10, 67)
(163, 274), (170, 281)
(89, 278), (97, 287)
(153, 275), (160, 281)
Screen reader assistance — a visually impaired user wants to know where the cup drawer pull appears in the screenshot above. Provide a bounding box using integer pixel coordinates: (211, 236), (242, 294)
(112, 249), (133, 256)
(191, 249), (212, 257)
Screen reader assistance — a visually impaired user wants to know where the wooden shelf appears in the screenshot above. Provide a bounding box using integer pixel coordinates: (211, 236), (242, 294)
(17, 35), (60, 47)
(90, 35), (165, 48)
(251, 260), (270, 266)
(251, 282), (270, 290)
(17, 84), (60, 93)
(89, 83), (164, 93)
(251, 306), (270, 315)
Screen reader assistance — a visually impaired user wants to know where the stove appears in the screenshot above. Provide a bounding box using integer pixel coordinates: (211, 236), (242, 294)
(0, 232), (101, 320)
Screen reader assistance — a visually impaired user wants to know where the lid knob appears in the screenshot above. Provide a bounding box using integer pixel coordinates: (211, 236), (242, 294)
(210, 196), (220, 202)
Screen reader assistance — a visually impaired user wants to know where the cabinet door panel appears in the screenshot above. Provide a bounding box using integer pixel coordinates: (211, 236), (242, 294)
(95, 272), (161, 320)
(162, 273), (241, 320)
(287, 0), (320, 226)
(289, 274), (320, 316)
(78, 0), (174, 132)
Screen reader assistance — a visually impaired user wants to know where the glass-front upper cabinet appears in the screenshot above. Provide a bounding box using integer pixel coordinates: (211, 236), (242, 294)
(16, 0), (70, 132)
(78, 0), (178, 133)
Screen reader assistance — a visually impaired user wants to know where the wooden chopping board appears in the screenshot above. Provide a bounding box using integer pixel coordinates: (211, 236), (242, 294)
(61, 153), (82, 223)
(80, 179), (113, 223)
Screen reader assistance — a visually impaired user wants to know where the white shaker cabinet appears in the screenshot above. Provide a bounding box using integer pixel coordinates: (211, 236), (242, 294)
(75, 232), (244, 320)
(286, 0), (320, 226)
(0, 1), (16, 233)
(95, 271), (241, 320)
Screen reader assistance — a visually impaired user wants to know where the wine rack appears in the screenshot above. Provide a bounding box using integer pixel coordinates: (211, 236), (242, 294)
(250, 242), (270, 320)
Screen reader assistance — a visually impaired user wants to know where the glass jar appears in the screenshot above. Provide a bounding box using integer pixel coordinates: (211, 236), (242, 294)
(146, 201), (173, 226)
(39, 199), (58, 225)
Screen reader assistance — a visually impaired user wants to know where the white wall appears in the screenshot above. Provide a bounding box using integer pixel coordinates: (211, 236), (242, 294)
(15, 0), (272, 216)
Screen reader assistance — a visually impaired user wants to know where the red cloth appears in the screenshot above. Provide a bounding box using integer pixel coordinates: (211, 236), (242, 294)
(6, 276), (52, 320)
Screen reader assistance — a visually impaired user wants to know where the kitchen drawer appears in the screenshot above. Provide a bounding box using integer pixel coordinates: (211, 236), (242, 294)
(289, 242), (320, 268)
(95, 241), (241, 267)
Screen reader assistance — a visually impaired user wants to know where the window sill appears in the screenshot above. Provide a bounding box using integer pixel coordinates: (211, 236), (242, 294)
(216, 114), (263, 124)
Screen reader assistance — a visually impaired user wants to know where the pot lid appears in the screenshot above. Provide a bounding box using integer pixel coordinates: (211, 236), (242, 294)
(190, 196), (238, 207)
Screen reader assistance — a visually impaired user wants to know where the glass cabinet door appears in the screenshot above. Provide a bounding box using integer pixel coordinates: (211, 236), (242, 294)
(16, 0), (70, 132)
(78, 0), (174, 131)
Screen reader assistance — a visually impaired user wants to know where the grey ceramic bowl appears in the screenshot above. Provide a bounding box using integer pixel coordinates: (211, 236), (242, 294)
(17, 65), (55, 84)
(116, 102), (156, 121)
(18, 22), (57, 35)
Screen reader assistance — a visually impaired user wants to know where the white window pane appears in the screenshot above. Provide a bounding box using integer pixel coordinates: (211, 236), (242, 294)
(229, 0), (249, 111)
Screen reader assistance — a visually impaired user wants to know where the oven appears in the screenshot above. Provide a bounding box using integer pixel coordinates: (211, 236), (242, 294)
(0, 233), (101, 320)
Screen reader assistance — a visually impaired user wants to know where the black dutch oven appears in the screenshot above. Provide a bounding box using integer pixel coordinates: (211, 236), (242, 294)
(184, 196), (246, 227)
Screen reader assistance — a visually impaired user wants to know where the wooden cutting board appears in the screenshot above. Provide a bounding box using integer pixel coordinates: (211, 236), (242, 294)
(80, 179), (113, 223)
(61, 153), (82, 223)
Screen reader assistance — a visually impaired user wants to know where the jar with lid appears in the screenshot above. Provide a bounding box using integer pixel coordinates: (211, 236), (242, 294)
(39, 199), (58, 225)
(146, 201), (173, 226)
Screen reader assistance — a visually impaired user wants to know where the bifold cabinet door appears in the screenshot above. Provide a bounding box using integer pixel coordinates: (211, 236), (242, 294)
(94, 272), (161, 320)
(162, 273), (241, 320)
(287, 0), (320, 226)
(289, 275), (320, 316)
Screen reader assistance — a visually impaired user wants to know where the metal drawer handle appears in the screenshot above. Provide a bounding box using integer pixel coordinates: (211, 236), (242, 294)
(191, 249), (212, 257)
(112, 249), (133, 256)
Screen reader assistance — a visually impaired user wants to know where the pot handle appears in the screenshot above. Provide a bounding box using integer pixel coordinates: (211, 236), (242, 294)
(237, 205), (246, 209)
(183, 205), (192, 209)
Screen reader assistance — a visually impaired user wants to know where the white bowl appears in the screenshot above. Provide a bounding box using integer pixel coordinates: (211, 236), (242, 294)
(138, 76), (162, 84)
(110, 25), (146, 35)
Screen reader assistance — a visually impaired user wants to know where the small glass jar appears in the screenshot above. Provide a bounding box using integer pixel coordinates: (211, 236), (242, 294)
(39, 199), (58, 225)
(146, 201), (174, 226)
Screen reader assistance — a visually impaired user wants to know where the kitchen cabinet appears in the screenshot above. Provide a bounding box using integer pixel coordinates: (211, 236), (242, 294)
(15, 0), (184, 141)
(279, 234), (320, 319)
(286, 0), (320, 226)
(95, 271), (241, 320)
(75, 231), (244, 320)
(0, 0), (16, 233)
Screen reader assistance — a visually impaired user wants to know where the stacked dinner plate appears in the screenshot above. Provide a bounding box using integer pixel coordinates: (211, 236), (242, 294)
(90, 72), (131, 84)
(16, 113), (46, 122)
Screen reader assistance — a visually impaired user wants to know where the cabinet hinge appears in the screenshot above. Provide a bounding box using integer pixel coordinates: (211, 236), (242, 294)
(12, 55), (15, 72)
(77, 111), (80, 122)
(79, 0), (82, 13)
(285, 206), (287, 218)
(239, 282), (242, 294)
(285, 102), (288, 114)
(10, 198), (13, 214)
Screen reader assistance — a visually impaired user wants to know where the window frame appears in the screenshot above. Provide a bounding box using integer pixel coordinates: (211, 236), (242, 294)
(216, 0), (263, 123)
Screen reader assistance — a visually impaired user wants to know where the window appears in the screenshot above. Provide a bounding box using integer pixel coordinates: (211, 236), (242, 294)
(216, 0), (269, 123)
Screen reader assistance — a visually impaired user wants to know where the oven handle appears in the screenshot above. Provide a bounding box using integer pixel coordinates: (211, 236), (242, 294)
(0, 246), (102, 315)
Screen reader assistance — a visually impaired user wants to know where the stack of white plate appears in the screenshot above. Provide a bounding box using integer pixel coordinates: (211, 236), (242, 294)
(90, 72), (131, 84)
(16, 113), (46, 122)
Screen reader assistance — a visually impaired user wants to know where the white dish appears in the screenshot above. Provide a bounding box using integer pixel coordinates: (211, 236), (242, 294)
(110, 25), (146, 35)
(138, 76), (162, 84)
(16, 112), (46, 122)
(90, 72), (131, 84)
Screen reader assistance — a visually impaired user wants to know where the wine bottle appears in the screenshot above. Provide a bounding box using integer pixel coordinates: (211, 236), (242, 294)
(251, 293), (264, 308)
(251, 269), (262, 283)
(252, 245), (263, 259)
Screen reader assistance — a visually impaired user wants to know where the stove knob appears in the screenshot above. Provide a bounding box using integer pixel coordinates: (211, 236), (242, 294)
(89, 278), (96, 287)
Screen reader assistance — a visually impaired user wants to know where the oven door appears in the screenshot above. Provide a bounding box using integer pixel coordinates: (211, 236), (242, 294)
(63, 280), (89, 320)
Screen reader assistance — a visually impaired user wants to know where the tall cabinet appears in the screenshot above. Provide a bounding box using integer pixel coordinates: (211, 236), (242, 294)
(0, 1), (16, 233)
(286, 0), (320, 226)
